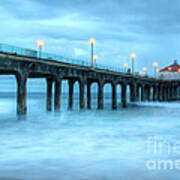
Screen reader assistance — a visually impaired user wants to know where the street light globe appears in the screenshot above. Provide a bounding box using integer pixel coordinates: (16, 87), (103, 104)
(124, 64), (127, 68)
(153, 62), (158, 67)
(90, 38), (95, 44)
(94, 55), (98, 61)
(157, 69), (160, 72)
(131, 53), (136, 60)
(143, 67), (147, 72)
(38, 40), (44, 47)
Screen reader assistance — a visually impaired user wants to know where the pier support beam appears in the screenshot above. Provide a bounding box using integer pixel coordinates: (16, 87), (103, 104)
(165, 87), (168, 101)
(46, 78), (53, 111)
(141, 85), (145, 102)
(162, 87), (165, 101)
(169, 87), (173, 101)
(147, 86), (151, 101)
(177, 87), (180, 100)
(130, 83), (137, 102)
(98, 82), (104, 109)
(162, 86), (166, 101)
(68, 79), (74, 110)
(153, 86), (157, 101)
(87, 81), (91, 109)
(16, 73), (27, 115)
(121, 84), (127, 108)
(174, 86), (178, 101)
(167, 87), (170, 101)
(176, 86), (179, 100)
(54, 79), (62, 112)
(112, 83), (117, 109)
(144, 85), (150, 101)
(144, 86), (147, 101)
(172, 86), (175, 101)
(158, 85), (163, 101)
(79, 80), (85, 109)
(136, 85), (140, 101)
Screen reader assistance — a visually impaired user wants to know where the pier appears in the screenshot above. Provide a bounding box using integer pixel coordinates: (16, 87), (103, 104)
(0, 43), (180, 115)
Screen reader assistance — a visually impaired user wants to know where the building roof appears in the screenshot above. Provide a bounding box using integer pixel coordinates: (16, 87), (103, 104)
(159, 60), (180, 72)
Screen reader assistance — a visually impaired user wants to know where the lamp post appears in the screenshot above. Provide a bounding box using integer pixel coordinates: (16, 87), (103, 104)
(90, 38), (95, 67)
(143, 67), (147, 75)
(38, 40), (44, 58)
(124, 64), (127, 73)
(94, 55), (98, 66)
(153, 62), (158, 79)
(131, 53), (136, 75)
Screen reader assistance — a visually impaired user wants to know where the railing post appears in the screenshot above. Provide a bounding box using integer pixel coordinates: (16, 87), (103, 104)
(98, 81), (104, 109)
(54, 78), (62, 112)
(121, 83), (127, 108)
(68, 79), (74, 110)
(87, 81), (91, 109)
(16, 72), (27, 115)
(79, 79), (85, 109)
(112, 83), (117, 109)
(46, 78), (53, 111)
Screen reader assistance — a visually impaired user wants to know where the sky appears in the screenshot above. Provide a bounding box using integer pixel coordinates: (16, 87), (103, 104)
(0, 0), (180, 75)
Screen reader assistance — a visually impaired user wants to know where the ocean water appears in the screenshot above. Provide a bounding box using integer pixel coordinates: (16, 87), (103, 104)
(0, 80), (180, 179)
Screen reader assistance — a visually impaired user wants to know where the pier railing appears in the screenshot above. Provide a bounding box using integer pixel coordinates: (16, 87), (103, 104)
(0, 43), (124, 73)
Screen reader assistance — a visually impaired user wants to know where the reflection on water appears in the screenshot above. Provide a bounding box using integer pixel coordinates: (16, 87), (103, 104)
(0, 93), (180, 180)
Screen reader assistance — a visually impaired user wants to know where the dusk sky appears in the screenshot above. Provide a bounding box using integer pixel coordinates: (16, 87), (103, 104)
(0, 0), (180, 75)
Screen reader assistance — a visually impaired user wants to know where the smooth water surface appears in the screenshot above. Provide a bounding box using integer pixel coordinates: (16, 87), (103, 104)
(0, 92), (180, 180)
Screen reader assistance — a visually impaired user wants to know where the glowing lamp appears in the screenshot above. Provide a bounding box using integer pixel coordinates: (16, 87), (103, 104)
(94, 55), (98, 62)
(38, 40), (44, 48)
(153, 62), (158, 67)
(143, 67), (147, 72)
(131, 53), (136, 60)
(90, 38), (95, 44)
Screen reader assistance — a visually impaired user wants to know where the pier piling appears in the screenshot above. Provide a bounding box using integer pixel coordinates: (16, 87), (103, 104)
(112, 83), (117, 109)
(46, 78), (53, 111)
(79, 80), (85, 109)
(141, 85), (145, 102)
(68, 80), (74, 110)
(54, 79), (61, 112)
(121, 84), (127, 108)
(87, 82), (91, 109)
(16, 73), (27, 115)
(98, 82), (104, 109)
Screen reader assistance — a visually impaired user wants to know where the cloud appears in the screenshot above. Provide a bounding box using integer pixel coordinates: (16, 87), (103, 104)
(0, 0), (180, 74)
